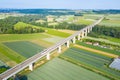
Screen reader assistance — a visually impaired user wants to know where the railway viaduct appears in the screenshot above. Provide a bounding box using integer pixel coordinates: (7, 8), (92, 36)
(0, 17), (104, 80)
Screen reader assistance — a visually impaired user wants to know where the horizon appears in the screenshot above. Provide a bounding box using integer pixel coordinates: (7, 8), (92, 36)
(0, 8), (120, 10)
(0, 0), (120, 9)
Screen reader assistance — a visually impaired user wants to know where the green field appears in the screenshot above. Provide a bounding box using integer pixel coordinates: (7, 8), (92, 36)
(0, 43), (26, 66)
(43, 36), (64, 43)
(75, 18), (93, 25)
(106, 14), (120, 20)
(60, 47), (120, 80)
(94, 35), (120, 43)
(99, 20), (120, 27)
(14, 22), (41, 30)
(77, 42), (120, 56)
(98, 14), (120, 27)
(84, 14), (103, 20)
(20, 58), (109, 80)
(0, 33), (49, 42)
(14, 22), (71, 38)
(46, 28), (71, 37)
(0, 30), (67, 66)
(4, 41), (44, 58)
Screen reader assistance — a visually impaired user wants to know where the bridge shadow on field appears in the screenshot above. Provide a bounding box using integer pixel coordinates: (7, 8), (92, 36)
(18, 75), (28, 80)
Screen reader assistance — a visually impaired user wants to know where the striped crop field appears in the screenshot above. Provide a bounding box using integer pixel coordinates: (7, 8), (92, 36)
(60, 47), (120, 80)
(20, 58), (110, 80)
(4, 41), (44, 58)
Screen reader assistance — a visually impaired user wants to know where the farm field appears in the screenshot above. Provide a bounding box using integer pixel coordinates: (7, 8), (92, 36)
(20, 58), (110, 80)
(57, 29), (76, 34)
(60, 47), (120, 80)
(14, 22), (71, 38)
(0, 30), (67, 66)
(84, 14), (103, 20)
(75, 18), (93, 25)
(77, 42), (120, 56)
(0, 43), (25, 66)
(0, 33), (49, 42)
(106, 14), (120, 20)
(43, 36), (64, 43)
(4, 41), (44, 58)
(98, 14), (120, 27)
(45, 28), (71, 37)
(99, 20), (120, 27)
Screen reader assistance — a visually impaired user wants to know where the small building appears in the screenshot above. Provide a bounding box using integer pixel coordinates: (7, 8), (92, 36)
(93, 42), (99, 46)
(47, 16), (54, 22)
(109, 57), (120, 71)
(85, 42), (92, 45)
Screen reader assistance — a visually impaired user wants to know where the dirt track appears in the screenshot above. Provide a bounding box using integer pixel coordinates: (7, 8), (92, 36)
(74, 44), (118, 58)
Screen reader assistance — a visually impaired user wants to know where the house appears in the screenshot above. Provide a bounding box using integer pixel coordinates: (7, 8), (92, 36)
(93, 42), (99, 46)
(85, 42), (92, 45)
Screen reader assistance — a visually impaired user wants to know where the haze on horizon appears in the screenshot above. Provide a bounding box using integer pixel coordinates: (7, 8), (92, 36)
(0, 0), (120, 9)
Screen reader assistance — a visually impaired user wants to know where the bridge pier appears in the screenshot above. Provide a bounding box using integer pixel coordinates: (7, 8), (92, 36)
(78, 34), (80, 40)
(46, 53), (50, 60)
(67, 41), (70, 48)
(90, 27), (92, 31)
(2, 78), (7, 80)
(81, 32), (84, 38)
(29, 63), (33, 71)
(87, 28), (90, 33)
(73, 37), (76, 44)
(58, 46), (61, 53)
(84, 30), (87, 37)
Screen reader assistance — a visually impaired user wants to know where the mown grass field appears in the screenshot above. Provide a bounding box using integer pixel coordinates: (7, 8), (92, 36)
(43, 36), (64, 43)
(99, 20), (120, 27)
(4, 41), (44, 58)
(84, 14), (103, 20)
(106, 14), (120, 20)
(75, 18), (93, 25)
(14, 22), (41, 30)
(46, 28), (71, 37)
(60, 47), (120, 80)
(20, 58), (110, 80)
(0, 33), (49, 42)
(77, 42), (120, 56)
(98, 14), (120, 27)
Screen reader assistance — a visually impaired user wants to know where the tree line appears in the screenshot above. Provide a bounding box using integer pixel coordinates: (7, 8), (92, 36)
(0, 15), (45, 34)
(31, 22), (86, 30)
(89, 25), (120, 38)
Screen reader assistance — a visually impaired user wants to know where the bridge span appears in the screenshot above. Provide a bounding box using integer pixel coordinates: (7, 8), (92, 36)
(0, 17), (104, 80)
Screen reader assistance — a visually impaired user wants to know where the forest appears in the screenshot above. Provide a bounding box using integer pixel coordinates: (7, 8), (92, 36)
(88, 25), (120, 38)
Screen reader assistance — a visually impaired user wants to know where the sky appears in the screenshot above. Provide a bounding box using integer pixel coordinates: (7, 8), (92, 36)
(0, 0), (120, 9)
